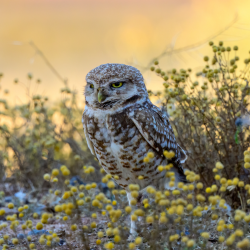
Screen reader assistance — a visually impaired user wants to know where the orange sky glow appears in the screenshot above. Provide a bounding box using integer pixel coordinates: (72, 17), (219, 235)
(1, 0), (250, 106)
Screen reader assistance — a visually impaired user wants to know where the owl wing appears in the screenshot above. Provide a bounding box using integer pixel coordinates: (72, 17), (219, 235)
(82, 111), (96, 157)
(128, 104), (187, 163)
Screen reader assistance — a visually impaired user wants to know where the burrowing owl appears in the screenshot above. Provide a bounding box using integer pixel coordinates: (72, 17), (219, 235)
(82, 63), (187, 231)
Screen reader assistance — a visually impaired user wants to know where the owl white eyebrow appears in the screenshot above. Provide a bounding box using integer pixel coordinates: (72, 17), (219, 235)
(86, 81), (96, 85)
(108, 79), (128, 84)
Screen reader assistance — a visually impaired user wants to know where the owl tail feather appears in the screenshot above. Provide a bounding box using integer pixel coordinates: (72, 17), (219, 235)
(174, 161), (187, 184)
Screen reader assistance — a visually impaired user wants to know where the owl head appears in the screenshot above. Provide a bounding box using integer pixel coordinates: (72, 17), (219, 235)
(84, 64), (148, 110)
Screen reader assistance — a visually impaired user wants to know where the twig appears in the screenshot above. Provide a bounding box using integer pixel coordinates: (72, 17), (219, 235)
(144, 14), (239, 69)
(29, 41), (67, 86)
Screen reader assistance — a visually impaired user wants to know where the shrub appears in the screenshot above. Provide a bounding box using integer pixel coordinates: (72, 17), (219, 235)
(1, 42), (250, 249)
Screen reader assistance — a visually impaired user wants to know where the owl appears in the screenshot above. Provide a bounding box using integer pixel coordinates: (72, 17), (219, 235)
(82, 63), (187, 233)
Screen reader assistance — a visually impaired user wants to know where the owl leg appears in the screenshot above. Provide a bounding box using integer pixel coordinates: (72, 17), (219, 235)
(126, 192), (138, 236)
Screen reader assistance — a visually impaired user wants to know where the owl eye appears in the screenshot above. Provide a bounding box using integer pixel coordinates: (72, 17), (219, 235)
(111, 82), (123, 88)
(89, 84), (94, 89)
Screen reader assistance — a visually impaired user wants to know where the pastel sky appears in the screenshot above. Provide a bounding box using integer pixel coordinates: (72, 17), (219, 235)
(1, 0), (250, 105)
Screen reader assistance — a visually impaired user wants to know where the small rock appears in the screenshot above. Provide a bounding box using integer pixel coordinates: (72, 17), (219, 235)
(28, 229), (50, 236)
(17, 233), (25, 239)
(70, 176), (85, 186)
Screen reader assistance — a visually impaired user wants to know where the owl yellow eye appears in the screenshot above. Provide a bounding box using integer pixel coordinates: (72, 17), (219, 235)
(112, 82), (123, 88)
(90, 84), (94, 89)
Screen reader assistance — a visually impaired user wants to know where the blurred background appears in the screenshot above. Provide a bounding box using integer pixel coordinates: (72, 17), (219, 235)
(1, 0), (250, 105)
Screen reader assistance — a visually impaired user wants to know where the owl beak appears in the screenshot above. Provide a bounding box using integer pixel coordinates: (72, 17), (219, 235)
(98, 90), (107, 103)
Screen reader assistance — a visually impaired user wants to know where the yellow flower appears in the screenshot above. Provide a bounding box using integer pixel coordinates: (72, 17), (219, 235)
(172, 190), (180, 195)
(131, 214), (137, 221)
(131, 191), (139, 198)
(114, 235), (121, 243)
(60, 165), (67, 171)
(96, 239), (101, 245)
(176, 205), (184, 215)
(244, 155), (250, 162)
(196, 194), (205, 202)
(91, 182), (97, 188)
(77, 199), (84, 206)
(91, 222), (97, 228)
(43, 173), (50, 181)
(63, 216), (68, 221)
(211, 214), (218, 220)
(29, 243), (35, 249)
(18, 207), (23, 212)
(244, 150), (250, 156)
(39, 236), (46, 245)
(235, 229), (244, 237)
(226, 237), (235, 246)
(52, 169), (59, 176)
(107, 181), (115, 189)
(77, 191), (84, 198)
(159, 216), (168, 223)
(214, 175), (220, 180)
(169, 181), (175, 187)
(135, 237), (142, 245)
(244, 162), (250, 169)
(196, 182), (203, 189)
(182, 236), (189, 242)
(98, 231), (104, 238)
(71, 186), (78, 193)
(147, 152), (154, 158)
(186, 240), (195, 247)
(215, 162), (224, 169)
(146, 216), (154, 223)
(62, 191), (70, 199)
(238, 181), (244, 187)
(65, 209), (72, 215)
(105, 242), (114, 249)
(36, 222), (43, 230)
(163, 150), (175, 159)
(12, 238), (19, 245)
(106, 228), (114, 236)
(71, 224), (77, 231)
(8, 203), (14, 209)
(129, 242), (135, 249)
(158, 165), (164, 172)
(62, 169), (70, 176)
(52, 177), (58, 182)
(237, 238), (250, 249)
(217, 226), (223, 232)
(218, 236), (225, 242)
(186, 204), (193, 211)
(134, 209), (144, 217)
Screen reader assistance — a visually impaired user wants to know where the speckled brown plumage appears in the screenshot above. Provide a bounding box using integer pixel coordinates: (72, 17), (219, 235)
(82, 63), (187, 192)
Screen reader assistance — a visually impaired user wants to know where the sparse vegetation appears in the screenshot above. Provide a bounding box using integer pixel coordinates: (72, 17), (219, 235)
(1, 42), (250, 249)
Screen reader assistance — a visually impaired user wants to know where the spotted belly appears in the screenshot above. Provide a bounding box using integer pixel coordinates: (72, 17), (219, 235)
(86, 112), (166, 190)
